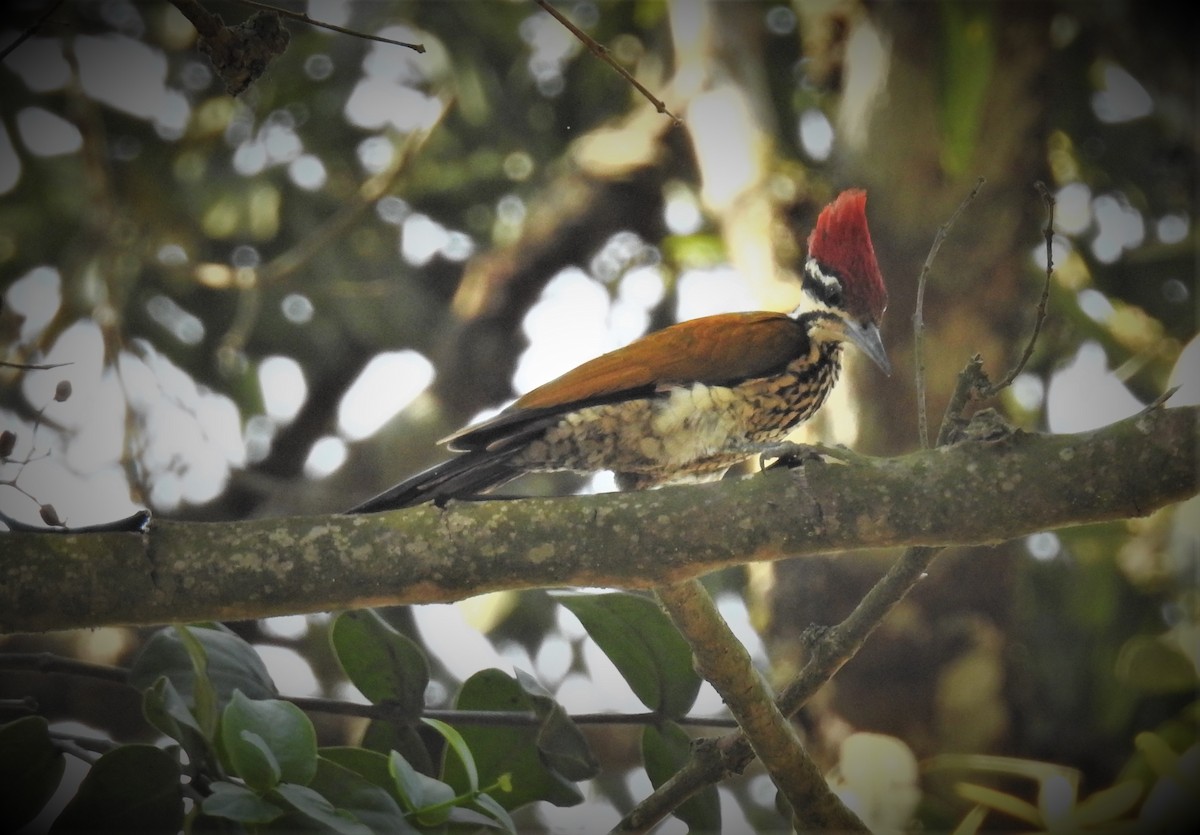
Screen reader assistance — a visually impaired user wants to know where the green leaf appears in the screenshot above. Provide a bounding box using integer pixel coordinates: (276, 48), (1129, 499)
(442, 668), (584, 811)
(1115, 635), (1199, 694)
(228, 729), (282, 792)
(389, 750), (456, 824)
(318, 748), (443, 831)
(422, 716), (479, 791)
(956, 782), (1042, 826)
(320, 747), (396, 793)
(143, 676), (218, 773)
(176, 624), (221, 737)
(557, 592), (701, 719)
(472, 791), (519, 835)
(359, 719), (435, 775)
(50, 744), (182, 833)
(1072, 779), (1143, 827)
(331, 610), (430, 716)
(201, 780), (285, 824)
(128, 624), (277, 714)
(0, 716), (65, 831)
(1135, 731), (1180, 777)
(661, 232), (726, 268)
(513, 668), (599, 781)
(273, 783), (372, 835)
(642, 722), (722, 832)
(311, 756), (417, 834)
(220, 690), (317, 790)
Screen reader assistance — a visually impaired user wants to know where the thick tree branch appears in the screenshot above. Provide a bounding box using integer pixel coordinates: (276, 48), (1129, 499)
(2, 405), (1195, 634)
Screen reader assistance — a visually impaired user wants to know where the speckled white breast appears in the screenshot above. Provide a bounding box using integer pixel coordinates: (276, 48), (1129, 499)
(511, 343), (843, 489)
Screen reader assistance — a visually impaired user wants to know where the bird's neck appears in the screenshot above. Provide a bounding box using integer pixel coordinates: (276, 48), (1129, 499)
(796, 310), (850, 356)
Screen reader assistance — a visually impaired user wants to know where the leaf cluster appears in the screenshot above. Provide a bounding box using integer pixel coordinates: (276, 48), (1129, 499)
(0, 592), (726, 832)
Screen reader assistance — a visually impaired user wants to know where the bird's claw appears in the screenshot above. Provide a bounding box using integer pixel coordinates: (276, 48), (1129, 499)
(759, 441), (859, 471)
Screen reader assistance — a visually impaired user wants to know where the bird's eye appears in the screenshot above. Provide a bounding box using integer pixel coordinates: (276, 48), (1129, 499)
(826, 285), (843, 307)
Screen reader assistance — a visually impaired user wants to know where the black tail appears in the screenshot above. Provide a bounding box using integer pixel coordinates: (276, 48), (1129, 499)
(345, 449), (523, 514)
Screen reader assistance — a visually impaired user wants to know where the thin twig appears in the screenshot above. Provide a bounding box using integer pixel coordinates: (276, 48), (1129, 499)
(319, 693), (730, 730)
(0, 652), (737, 728)
(935, 355), (989, 445)
(0, 652), (129, 682)
(980, 181), (1056, 397)
(1, 397), (67, 528)
(0, 360), (74, 371)
(291, 696), (737, 728)
(233, 0), (425, 52)
(0, 0), (65, 63)
(913, 178), (986, 449)
(0, 695), (38, 713)
(170, 0), (223, 37)
(535, 0), (680, 125)
(1137, 385), (1181, 416)
(778, 546), (941, 718)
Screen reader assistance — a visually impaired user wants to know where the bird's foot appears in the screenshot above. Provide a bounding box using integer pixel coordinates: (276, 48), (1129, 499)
(759, 441), (863, 471)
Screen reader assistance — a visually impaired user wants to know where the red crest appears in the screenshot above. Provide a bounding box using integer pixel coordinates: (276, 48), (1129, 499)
(807, 190), (888, 322)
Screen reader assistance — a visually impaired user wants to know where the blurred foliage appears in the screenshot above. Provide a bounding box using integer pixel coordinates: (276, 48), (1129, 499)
(1, 0), (1197, 831)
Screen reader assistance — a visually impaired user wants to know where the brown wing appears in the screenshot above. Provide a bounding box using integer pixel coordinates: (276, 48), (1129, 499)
(443, 311), (808, 451)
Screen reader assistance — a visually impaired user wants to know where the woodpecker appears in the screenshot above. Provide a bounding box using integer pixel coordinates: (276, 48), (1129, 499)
(349, 189), (888, 513)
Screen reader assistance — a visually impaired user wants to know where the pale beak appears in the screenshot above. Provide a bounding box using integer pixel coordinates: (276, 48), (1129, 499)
(845, 320), (891, 376)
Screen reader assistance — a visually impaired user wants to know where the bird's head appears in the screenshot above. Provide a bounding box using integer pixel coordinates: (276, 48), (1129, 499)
(798, 189), (891, 375)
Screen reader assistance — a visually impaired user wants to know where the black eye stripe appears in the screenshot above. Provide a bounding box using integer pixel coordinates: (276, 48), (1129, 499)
(803, 261), (845, 307)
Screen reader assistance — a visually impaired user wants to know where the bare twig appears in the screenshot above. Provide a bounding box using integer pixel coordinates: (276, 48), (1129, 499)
(779, 546), (942, 717)
(0, 0), (65, 63)
(0, 695), (38, 713)
(0, 652), (128, 682)
(655, 579), (868, 832)
(170, 0), (223, 37)
(979, 181), (1056, 397)
(233, 0), (425, 52)
(0, 652), (737, 728)
(535, 0), (680, 124)
(935, 355), (989, 445)
(1138, 385), (1181, 416)
(293, 697), (738, 728)
(0, 360), (73, 371)
(932, 183), (1056, 441)
(0, 395), (68, 527)
(913, 178), (986, 449)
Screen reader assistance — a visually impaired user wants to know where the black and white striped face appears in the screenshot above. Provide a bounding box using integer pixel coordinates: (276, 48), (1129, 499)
(792, 257), (891, 375)
(799, 258), (846, 314)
